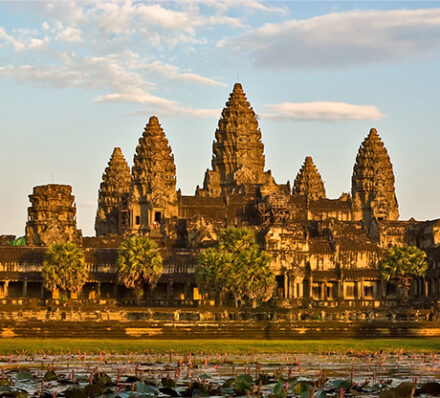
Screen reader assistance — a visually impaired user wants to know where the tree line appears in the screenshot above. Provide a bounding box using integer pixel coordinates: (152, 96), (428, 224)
(40, 226), (428, 307)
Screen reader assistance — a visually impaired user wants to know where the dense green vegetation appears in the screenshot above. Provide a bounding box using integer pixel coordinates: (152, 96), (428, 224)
(1, 338), (440, 354)
(380, 245), (428, 301)
(196, 227), (275, 307)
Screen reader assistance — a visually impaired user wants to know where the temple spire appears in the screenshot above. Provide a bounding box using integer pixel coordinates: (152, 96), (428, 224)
(198, 83), (276, 197)
(130, 116), (177, 233)
(293, 156), (326, 200)
(352, 128), (399, 223)
(95, 147), (131, 236)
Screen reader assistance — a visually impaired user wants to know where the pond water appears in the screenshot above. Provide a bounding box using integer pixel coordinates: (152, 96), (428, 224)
(2, 350), (440, 397)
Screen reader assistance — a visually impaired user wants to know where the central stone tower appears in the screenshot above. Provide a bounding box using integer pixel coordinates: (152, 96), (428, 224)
(130, 116), (178, 234)
(197, 83), (276, 197)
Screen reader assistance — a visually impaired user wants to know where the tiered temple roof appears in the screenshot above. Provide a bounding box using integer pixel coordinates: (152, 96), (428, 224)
(352, 128), (399, 223)
(25, 184), (81, 246)
(130, 116), (178, 232)
(95, 147), (131, 236)
(198, 83), (276, 197)
(293, 156), (326, 200)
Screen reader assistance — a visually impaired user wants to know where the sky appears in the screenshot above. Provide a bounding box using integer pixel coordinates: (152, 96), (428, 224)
(1, 0), (439, 237)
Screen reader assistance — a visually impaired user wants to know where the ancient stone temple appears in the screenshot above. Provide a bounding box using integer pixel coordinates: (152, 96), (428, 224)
(293, 156), (326, 201)
(352, 128), (399, 225)
(95, 147), (131, 236)
(2, 83), (439, 314)
(197, 83), (277, 197)
(25, 184), (82, 246)
(130, 116), (178, 234)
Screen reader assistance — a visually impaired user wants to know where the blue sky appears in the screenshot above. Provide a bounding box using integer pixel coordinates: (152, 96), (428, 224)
(1, 1), (439, 237)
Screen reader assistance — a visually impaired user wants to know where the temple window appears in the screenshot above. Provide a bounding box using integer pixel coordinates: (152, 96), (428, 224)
(135, 215), (140, 225)
(312, 283), (321, 300)
(364, 284), (374, 298)
(345, 282), (355, 299)
(154, 211), (162, 223)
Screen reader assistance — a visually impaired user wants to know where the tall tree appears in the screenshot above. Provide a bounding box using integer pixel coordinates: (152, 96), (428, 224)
(117, 236), (163, 302)
(379, 245), (428, 302)
(196, 227), (275, 307)
(41, 242), (87, 301)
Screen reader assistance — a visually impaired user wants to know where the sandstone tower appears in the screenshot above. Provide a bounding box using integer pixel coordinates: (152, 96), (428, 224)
(26, 184), (82, 246)
(130, 116), (178, 234)
(95, 147), (131, 236)
(352, 128), (399, 224)
(197, 83), (276, 197)
(293, 156), (326, 201)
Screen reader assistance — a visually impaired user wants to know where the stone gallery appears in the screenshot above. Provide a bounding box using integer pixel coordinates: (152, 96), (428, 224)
(1, 83), (439, 309)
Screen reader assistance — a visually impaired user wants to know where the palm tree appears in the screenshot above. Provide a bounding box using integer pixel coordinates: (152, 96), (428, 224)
(379, 245), (428, 303)
(117, 236), (163, 303)
(41, 242), (87, 301)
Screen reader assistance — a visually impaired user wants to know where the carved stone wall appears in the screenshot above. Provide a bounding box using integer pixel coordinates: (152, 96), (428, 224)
(95, 147), (131, 236)
(26, 184), (82, 246)
(130, 116), (178, 234)
(352, 128), (399, 224)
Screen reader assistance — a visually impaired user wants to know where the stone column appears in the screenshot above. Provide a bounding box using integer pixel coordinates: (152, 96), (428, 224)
(167, 279), (174, 302)
(284, 274), (289, 299)
(97, 282), (101, 299)
(372, 281), (378, 299)
(4, 281), (9, 298)
(298, 279), (304, 298)
(22, 280), (28, 297)
(308, 276), (313, 299)
(337, 281), (344, 300)
(322, 281), (327, 300)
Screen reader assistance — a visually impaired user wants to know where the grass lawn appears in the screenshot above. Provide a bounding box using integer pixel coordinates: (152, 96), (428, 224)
(0, 338), (440, 354)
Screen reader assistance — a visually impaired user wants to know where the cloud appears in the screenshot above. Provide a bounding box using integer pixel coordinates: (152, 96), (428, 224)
(264, 102), (384, 121)
(37, 1), (244, 48)
(142, 62), (226, 87)
(0, 27), (25, 51)
(203, 0), (288, 15)
(133, 106), (220, 119)
(0, 48), (225, 115)
(56, 26), (83, 43)
(224, 9), (440, 69)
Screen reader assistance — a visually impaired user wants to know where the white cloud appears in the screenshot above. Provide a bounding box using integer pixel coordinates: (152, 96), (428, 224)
(264, 102), (384, 121)
(38, 1), (244, 48)
(225, 9), (440, 69)
(133, 106), (220, 119)
(142, 62), (226, 86)
(56, 26), (83, 43)
(0, 27), (24, 51)
(203, 0), (288, 15)
(0, 49), (225, 118)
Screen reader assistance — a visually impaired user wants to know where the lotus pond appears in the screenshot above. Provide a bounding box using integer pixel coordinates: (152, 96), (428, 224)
(2, 347), (440, 397)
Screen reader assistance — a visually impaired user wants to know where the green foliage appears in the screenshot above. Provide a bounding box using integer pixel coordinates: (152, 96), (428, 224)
(42, 242), (87, 295)
(117, 236), (163, 297)
(196, 226), (275, 307)
(9, 236), (26, 246)
(379, 245), (428, 281)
